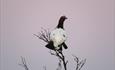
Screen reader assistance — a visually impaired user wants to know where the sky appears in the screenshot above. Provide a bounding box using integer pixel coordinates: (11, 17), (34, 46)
(0, 0), (115, 70)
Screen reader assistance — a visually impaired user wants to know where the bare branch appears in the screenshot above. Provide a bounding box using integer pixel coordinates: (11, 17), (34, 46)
(50, 50), (68, 70)
(56, 59), (62, 70)
(59, 51), (67, 70)
(43, 66), (47, 70)
(78, 59), (86, 70)
(34, 28), (50, 43)
(73, 55), (86, 70)
(19, 56), (29, 70)
(35, 28), (86, 70)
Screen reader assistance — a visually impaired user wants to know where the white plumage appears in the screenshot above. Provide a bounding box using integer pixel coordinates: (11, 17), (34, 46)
(50, 28), (67, 50)
(45, 16), (68, 51)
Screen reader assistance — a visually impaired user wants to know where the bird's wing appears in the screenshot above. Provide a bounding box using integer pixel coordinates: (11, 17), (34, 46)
(45, 41), (55, 50)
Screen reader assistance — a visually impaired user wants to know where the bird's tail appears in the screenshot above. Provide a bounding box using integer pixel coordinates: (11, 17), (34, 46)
(62, 42), (68, 49)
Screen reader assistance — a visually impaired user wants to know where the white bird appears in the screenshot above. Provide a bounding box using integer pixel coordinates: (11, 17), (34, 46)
(46, 16), (68, 51)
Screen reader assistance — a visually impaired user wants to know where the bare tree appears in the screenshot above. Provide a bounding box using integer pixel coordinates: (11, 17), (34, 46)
(49, 50), (68, 70)
(34, 29), (68, 70)
(19, 28), (86, 70)
(34, 28), (86, 70)
(56, 59), (62, 70)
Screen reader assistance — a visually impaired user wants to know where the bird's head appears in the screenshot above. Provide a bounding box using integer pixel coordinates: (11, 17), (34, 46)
(60, 16), (67, 20)
(57, 15), (67, 29)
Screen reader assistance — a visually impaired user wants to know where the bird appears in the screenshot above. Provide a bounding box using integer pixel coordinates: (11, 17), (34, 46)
(45, 16), (68, 51)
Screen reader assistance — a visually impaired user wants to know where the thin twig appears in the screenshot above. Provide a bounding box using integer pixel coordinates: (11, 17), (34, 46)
(19, 56), (29, 70)
(56, 59), (62, 70)
(73, 55), (86, 70)
(50, 50), (68, 70)
(34, 28), (50, 43)
(43, 66), (47, 70)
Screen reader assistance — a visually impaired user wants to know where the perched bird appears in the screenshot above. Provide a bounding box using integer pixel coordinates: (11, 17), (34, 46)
(46, 16), (68, 51)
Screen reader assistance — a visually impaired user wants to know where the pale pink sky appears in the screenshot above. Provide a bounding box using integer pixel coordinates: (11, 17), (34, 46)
(1, 0), (115, 70)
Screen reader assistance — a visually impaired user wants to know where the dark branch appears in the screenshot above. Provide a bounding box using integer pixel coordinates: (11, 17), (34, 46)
(50, 50), (68, 70)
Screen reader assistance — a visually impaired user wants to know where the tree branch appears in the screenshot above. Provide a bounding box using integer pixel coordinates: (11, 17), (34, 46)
(50, 50), (68, 70)
(34, 28), (86, 70)
(19, 56), (29, 70)
(56, 59), (62, 70)
(34, 28), (50, 43)
(73, 55), (86, 70)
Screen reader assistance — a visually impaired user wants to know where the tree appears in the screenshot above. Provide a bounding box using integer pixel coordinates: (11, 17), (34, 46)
(19, 28), (86, 70)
